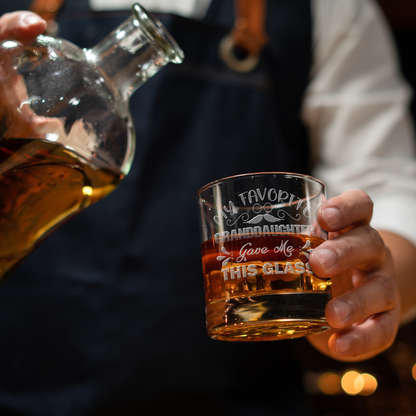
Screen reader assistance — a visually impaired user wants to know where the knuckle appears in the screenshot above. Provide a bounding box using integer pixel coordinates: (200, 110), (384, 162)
(348, 330), (372, 355)
(360, 331), (373, 352)
(377, 275), (397, 309)
(364, 227), (387, 265)
(361, 191), (374, 211)
(363, 315), (396, 353)
(335, 235), (356, 268)
(354, 189), (373, 208)
(345, 313), (398, 356)
(366, 226), (384, 251)
(376, 314), (397, 347)
(353, 190), (374, 222)
(352, 292), (366, 316)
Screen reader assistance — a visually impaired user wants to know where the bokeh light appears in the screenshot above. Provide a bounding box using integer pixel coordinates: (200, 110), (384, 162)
(341, 371), (361, 395)
(318, 372), (342, 395)
(82, 186), (93, 196)
(341, 371), (377, 396)
(358, 373), (378, 396)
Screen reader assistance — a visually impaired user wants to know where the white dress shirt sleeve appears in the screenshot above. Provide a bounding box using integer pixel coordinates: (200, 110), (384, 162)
(303, 0), (416, 251)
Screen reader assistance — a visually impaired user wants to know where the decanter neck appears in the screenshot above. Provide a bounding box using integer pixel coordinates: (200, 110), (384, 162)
(88, 4), (184, 101)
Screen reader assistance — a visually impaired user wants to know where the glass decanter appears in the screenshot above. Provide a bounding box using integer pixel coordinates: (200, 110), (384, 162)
(0, 3), (184, 279)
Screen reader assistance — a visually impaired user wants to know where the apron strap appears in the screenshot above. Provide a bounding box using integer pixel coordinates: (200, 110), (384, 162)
(219, 0), (268, 73)
(28, 0), (268, 71)
(29, 0), (66, 35)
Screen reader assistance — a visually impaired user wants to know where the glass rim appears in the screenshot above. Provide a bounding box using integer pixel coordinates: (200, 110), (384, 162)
(196, 171), (326, 197)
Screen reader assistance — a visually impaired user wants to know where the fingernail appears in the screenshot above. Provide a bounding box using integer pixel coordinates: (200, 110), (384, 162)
(322, 207), (341, 227)
(313, 248), (335, 269)
(336, 337), (350, 354)
(23, 15), (43, 26)
(332, 300), (350, 323)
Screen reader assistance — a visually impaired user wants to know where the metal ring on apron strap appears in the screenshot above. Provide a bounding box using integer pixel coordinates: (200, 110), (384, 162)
(219, 0), (268, 73)
(218, 33), (260, 73)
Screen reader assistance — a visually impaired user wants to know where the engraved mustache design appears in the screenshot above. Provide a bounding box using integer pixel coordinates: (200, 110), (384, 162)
(246, 213), (283, 224)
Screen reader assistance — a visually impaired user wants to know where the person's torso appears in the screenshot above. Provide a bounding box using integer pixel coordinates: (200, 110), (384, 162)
(0, 1), (314, 415)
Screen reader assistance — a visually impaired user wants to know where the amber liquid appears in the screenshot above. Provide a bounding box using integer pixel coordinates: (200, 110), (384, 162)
(201, 233), (331, 341)
(0, 138), (122, 278)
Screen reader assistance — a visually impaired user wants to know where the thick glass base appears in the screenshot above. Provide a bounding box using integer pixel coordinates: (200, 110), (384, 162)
(206, 292), (331, 341)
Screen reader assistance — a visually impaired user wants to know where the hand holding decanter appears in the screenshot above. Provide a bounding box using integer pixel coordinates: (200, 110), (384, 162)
(0, 4), (184, 278)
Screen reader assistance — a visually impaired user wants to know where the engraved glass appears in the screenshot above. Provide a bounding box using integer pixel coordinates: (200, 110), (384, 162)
(197, 172), (330, 341)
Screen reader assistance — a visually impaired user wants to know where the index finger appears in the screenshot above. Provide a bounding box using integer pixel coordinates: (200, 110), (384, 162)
(318, 189), (373, 233)
(0, 11), (46, 40)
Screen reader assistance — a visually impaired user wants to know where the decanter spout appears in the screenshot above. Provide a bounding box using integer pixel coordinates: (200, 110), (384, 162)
(89, 3), (184, 100)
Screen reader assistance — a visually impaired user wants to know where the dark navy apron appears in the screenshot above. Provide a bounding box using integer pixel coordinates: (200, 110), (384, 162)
(0, 1), (314, 415)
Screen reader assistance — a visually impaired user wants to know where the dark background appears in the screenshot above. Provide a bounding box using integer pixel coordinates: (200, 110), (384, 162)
(378, 0), (416, 121)
(0, 1), (415, 415)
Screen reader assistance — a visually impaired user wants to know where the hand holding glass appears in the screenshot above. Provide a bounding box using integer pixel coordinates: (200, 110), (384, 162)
(197, 172), (330, 341)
